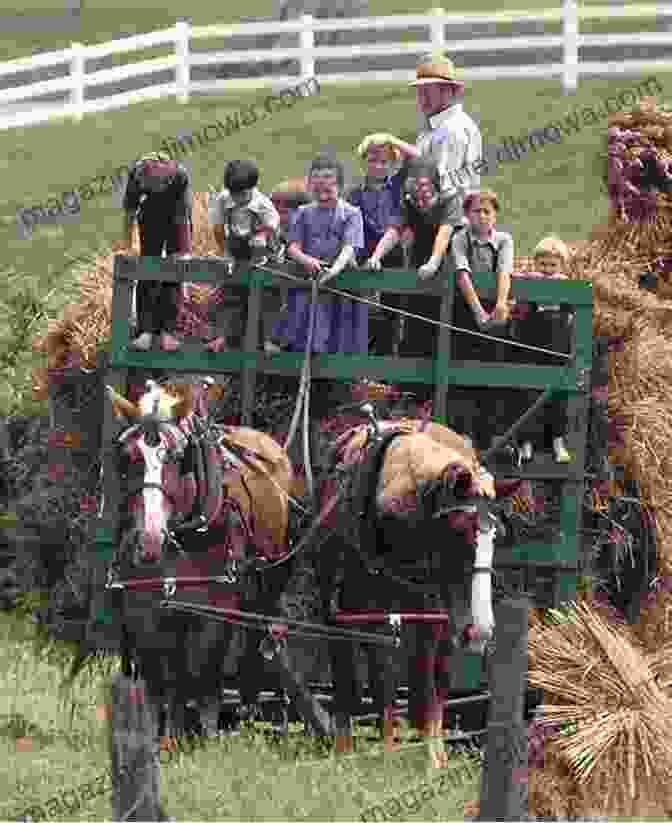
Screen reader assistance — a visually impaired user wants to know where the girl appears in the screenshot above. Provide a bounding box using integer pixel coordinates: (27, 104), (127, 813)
(347, 136), (412, 354)
(271, 155), (365, 355)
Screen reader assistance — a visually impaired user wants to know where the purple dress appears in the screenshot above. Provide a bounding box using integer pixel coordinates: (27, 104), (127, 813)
(274, 200), (366, 353)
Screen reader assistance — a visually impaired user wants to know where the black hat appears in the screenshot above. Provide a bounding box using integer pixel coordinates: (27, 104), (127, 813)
(224, 159), (259, 193)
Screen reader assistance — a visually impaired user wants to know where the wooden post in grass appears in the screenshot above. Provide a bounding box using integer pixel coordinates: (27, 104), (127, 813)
(108, 672), (168, 822)
(478, 596), (528, 821)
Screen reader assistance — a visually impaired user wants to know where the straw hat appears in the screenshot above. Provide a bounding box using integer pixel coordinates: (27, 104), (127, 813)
(410, 52), (464, 86)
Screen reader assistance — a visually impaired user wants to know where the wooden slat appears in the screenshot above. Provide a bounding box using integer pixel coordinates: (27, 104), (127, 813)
(432, 282), (455, 422)
(240, 273), (262, 426)
(555, 303), (592, 605)
(113, 257), (593, 304)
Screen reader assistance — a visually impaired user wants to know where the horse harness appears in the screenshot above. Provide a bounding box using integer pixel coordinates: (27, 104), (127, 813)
(329, 418), (498, 595)
(109, 414), (279, 596)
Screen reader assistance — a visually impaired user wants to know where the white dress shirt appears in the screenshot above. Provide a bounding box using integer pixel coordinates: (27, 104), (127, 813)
(416, 103), (482, 207)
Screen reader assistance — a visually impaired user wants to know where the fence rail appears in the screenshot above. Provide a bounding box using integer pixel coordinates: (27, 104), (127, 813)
(1, 1), (671, 130)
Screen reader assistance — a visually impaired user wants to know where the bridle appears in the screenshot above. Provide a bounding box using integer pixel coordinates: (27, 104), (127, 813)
(115, 417), (208, 551)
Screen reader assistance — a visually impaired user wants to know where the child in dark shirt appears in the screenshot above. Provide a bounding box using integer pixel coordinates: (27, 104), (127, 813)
(365, 158), (458, 360)
(123, 152), (192, 352)
(449, 189), (515, 447)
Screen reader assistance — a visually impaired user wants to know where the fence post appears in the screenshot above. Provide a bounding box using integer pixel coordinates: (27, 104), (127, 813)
(428, 7), (446, 52)
(562, 0), (578, 94)
(175, 19), (190, 104)
(478, 596), (529, 821)
(70, 42), (85, 122)
(299, 14), (315, 83)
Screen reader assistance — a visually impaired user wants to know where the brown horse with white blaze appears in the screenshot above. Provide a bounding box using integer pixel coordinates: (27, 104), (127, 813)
(105, 379), (295, 739)
(316, 416), (520, 767)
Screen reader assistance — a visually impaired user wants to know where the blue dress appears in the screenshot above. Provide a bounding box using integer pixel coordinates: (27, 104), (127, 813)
(274, 200), (366, 353)
(347, 172), (403, 262)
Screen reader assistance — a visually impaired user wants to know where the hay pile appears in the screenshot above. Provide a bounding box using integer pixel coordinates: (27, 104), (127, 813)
(528, 601), (672, 819)
(521, 97), (672, 818)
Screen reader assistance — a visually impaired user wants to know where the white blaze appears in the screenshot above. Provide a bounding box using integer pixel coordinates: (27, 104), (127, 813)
(138, 437), (168, 557)
(470, 524), (496, 652)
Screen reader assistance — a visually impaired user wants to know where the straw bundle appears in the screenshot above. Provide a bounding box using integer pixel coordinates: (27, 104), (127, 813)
(528, 601), (672, 817)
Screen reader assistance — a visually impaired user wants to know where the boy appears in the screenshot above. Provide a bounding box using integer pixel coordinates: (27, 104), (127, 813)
(270, 177), (312, 263)
(449, 189), (514, 447)
(512, 236), (572, 463)
(450, 189), (513, 339)
(207, 159), (280, 352)
(123, 152), (192, 352)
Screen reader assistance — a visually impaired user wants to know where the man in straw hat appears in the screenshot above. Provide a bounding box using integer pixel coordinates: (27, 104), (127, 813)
(411, 51), (483, 223)
(358, 51), (482, 227)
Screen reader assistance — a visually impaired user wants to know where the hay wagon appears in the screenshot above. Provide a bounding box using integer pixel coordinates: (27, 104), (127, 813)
(68, 255), (589, 704)
(37, 253), (599, 819)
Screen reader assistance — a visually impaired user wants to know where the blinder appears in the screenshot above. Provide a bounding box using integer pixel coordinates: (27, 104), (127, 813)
(115, 418), (195, 533)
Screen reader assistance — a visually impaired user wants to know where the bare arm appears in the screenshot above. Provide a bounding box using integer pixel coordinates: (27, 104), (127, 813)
(321, 245), (356, 283)
(124, 213), (138, 251)
(213, 225), (227, 255)
(369, 226), (401, 264)
(457, 270), (486, 313)
(394, 140), (421, 160)
(429, 224), (453, 266)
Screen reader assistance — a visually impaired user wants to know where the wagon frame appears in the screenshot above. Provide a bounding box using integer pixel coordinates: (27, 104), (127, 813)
(82, 255), (592, 689)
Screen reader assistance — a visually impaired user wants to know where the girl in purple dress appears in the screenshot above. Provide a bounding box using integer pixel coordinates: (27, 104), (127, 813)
(272, 156), (366, 354)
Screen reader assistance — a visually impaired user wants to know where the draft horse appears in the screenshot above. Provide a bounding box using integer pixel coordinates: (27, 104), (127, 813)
(318, 415), (519, 767)
(103, 379), (295, 740)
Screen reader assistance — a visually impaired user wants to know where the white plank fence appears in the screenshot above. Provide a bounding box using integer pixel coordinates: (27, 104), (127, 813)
(1, 0), (672, 130)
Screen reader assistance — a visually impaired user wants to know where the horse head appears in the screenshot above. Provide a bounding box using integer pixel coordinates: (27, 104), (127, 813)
(368, 421), (521, 652)
(107, 380), (220, 564)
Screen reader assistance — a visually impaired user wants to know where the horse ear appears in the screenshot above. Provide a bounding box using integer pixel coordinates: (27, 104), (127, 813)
(106, 385), (140, 420)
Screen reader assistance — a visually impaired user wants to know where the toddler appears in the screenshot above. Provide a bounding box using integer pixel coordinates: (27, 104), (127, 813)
(512, 236), (572, 463)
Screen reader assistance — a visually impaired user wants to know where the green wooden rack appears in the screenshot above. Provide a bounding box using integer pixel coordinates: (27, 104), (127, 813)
(91, 255), (593, 689)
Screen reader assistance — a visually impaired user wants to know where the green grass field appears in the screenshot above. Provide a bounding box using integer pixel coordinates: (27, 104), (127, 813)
(0, 611), (480, 822)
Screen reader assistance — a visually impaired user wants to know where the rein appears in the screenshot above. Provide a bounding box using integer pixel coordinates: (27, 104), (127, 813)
(284, 275), (320, 504)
